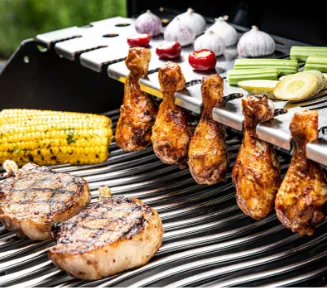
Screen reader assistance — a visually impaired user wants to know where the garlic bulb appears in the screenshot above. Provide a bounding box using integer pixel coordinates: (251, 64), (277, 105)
(164, 17), (196, 46)
(208, 16), (238, 47)
(237, 26), (275, 57)
(135, 10), (162, 36)
(175, 8), (206, 36)
(194, 30), (225, 56)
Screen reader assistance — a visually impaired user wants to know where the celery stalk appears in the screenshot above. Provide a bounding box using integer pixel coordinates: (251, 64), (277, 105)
(304, 64), (327, 73)
(290, 46), (327, 61)
(306, 55), (327, 64)
(303, 55), (327, 72)
(233, 59), (298, 76)
(227, 68), (279, 86)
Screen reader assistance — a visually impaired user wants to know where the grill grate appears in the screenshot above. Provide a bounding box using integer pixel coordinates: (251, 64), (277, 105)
(0, 109), (326, 287)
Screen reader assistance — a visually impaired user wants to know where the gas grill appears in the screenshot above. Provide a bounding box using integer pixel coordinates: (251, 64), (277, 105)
(0, 7), (327, 287)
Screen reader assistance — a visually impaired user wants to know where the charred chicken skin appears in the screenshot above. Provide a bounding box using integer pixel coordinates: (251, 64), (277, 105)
(232, 95), (281, 220)
(116, 47), (158, 151)
(275, 110), (327, 236)
(188, 74), (228, 185)
(152, 62), (192, 167)
(49, 186), (164, 280)
(0, 160), (91, 240)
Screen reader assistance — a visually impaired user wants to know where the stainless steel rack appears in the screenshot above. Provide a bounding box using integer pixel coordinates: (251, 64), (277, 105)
(36, 16), (327, 166)
(0, 109), (326, 287)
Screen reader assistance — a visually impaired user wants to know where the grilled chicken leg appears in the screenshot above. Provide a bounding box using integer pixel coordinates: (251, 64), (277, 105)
(275, 110), (327, 236)
(152, 62), (191, 167)
(188, 74), (228, 185)
(116, 47), (158, 151)
(232, 95), (281, 220)
(49, 186), (164, 280)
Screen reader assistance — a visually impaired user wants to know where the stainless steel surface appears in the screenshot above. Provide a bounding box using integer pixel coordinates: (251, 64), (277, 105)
(0, 109), (326, 287)
(36, 14), (327, 165)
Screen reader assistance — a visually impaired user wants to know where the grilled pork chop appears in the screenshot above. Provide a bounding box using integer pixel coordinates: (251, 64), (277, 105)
(0, 160), (91, 240)
(49, 186), (164, 280)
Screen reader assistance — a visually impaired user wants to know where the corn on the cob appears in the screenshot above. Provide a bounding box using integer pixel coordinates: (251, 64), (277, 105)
(0, 109), (113, 166)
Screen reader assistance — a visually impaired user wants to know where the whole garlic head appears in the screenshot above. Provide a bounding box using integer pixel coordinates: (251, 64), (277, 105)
(194, 30), (226, 56)
(164, 17), (196, 46)
(175, 8), (206, 36)
(237, 26), (275, 57)
(208, 16), (238, 47)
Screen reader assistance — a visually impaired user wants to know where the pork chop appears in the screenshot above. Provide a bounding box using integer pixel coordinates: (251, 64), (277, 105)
(0, 160), (91, 240)
(49, 186), (164, 280)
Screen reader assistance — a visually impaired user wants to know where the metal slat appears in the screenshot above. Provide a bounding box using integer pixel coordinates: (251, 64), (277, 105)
(165, 228), (327, 287)
(0, 112), (326, 287)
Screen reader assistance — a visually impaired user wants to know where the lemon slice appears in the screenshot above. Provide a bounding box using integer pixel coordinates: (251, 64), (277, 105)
(237, 80), (279, 99)
(274, 72), (319, 101)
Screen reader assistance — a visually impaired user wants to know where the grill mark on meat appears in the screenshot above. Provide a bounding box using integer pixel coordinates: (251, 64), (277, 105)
(51, 196), (154, 254)
(0, 164), (88, 218)
(6, 188), (76, 195)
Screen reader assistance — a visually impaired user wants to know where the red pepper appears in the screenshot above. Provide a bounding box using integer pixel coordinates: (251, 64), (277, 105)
(188, 49), (217, 71)
(156, 42), (181, 59)
(127, 34), (150, 47)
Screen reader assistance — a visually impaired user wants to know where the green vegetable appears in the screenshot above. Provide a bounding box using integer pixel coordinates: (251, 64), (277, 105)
(290, 46), (327, 62)
(303, 55), (327, 72)
(227, 68), (279, 86)
(304, 64), (327, 73)
(233, 59), (298, 75)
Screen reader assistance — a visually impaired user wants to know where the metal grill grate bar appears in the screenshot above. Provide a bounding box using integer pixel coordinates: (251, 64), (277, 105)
(0, 109), (325, 287)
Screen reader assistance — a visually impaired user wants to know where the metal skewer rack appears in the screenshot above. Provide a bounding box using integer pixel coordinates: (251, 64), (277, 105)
(35, 15), (327, 166)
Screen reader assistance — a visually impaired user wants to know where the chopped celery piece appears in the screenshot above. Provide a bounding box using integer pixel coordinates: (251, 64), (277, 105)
(306, 55), (327, 64)
(233, 59), (298, 75)
(290, 46), (327, 62)
(304, 64), (327, 73)
(303, 56), (327, 73)
(227, 68), (279, 86)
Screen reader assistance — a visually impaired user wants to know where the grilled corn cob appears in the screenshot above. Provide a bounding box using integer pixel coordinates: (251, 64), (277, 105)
(0, 109), (112, 166)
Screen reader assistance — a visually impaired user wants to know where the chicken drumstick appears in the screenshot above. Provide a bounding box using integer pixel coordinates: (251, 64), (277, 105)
(275, 110), (327, 236)
(151, 62), (191, 167)
(116, 47), (158, 151)
(188, 74), (228, 185)
(232, 95), (281, 220)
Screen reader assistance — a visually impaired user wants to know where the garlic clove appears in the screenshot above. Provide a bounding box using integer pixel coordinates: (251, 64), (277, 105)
(237, 26), (276, 58)
(208, 16), (238, 47)
(164, 17), (196, 47)
(194, 30), (226, 56)
(175, 8), (206, 36)
(135, 10), (162, 36)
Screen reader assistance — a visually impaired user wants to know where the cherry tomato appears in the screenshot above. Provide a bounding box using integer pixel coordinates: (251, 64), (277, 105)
(188, 49), (217, 71)
(156, 41), (181, 59)
(127, 34), (150, 47)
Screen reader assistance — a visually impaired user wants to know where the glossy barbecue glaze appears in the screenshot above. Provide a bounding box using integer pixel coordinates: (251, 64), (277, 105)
(116, 47), (158, 151)
(152, 62), (192, 167)
(276, 110), (327, 236)
(188, 74), (228, 185)
(232, 95), (281, 220)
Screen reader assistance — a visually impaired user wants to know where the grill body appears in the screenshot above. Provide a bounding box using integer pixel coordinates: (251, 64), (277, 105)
(0, 111), (326, 287)
(0, 9), (327, 287)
